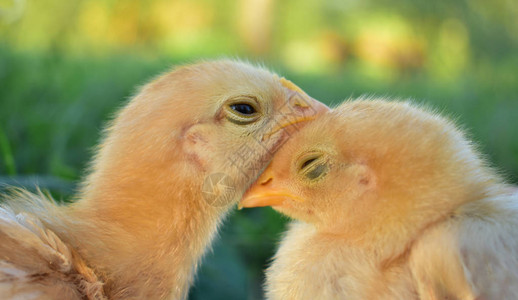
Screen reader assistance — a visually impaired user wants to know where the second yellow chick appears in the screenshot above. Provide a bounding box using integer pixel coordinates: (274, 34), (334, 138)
(241, 99), (518, 299)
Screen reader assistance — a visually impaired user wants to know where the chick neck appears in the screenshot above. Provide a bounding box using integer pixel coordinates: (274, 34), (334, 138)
(63, 158), (230, 300)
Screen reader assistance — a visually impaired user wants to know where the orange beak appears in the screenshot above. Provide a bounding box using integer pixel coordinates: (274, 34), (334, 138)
(263, 78), (329, 140)
(239, 174), (304, 209)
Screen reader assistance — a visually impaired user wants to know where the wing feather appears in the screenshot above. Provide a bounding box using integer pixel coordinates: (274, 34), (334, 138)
(410, 194), (518, 299)
(0, 206), (106, 300)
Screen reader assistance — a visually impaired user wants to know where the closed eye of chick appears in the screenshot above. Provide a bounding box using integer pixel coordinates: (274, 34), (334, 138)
(240, 99), (518, 300)
(0, 60), (328, 300)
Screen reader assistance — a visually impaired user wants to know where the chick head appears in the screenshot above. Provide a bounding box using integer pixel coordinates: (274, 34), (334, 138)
(82, 60), (328, 210)
(240, 99), (491, 242)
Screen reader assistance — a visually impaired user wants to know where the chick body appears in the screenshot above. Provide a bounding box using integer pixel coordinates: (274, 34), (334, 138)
(266, 221), (416, 299)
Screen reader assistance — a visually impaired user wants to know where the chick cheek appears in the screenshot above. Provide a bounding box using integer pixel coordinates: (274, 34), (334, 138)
(268, 129), (292, 157)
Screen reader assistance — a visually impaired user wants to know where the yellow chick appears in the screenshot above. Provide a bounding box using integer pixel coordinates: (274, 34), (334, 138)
(0, 60), (329, 300)
(240, 99), (518, 299)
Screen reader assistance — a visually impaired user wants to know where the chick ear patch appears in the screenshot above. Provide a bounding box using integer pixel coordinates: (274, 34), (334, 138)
(351, 164), (376, 191)
(182, 124), (213, 171)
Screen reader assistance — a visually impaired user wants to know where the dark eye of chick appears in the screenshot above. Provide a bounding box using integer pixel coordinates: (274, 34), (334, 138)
(230, 103), (256, 115)
(305, 163), (328, 180)
(300, 157), (318, 170)
(299, 154), (329, 181)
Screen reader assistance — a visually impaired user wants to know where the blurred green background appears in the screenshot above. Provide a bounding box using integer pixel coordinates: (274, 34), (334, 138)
(1, 0), (517, 299)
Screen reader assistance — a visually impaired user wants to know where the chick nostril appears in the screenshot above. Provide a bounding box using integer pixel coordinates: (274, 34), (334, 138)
(291, 94), (310, 109)
(261, 177), (273, 185)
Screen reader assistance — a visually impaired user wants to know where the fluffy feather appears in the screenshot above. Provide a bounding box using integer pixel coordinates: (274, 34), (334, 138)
(0, 190), (106, 299)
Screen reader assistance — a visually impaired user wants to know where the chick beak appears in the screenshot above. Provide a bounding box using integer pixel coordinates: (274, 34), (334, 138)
(239, 174), (303, 209)
(263, 78), (329, 141)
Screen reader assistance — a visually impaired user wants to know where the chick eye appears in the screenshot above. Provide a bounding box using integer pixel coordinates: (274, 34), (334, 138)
(299, 153), (329, 181)
(230, 103), (256, 115)
(225, 97), (261, 125)
(305, 164), (328, 180)
(300, 157), (318, 170)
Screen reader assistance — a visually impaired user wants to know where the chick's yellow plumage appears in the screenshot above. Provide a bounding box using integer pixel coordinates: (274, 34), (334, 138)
(0, 60), (328, 300)
(241, 99), (518, 299)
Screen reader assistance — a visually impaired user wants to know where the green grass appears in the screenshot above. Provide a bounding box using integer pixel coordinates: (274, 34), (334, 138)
(1, 47), (517, 299)
(0, 124), (16, 175)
